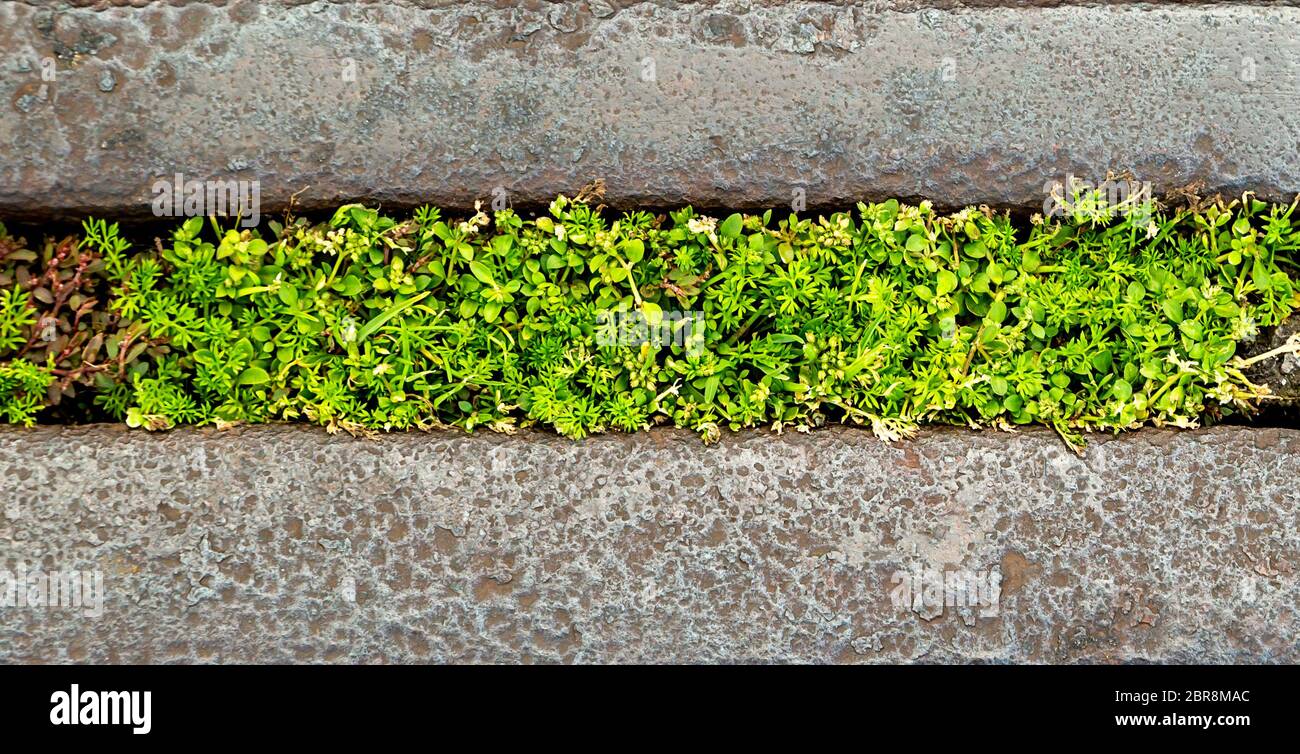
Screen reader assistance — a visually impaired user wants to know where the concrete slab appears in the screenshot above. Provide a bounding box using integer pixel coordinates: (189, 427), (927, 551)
(2, 1), (1299, 218)
(1, 424), (1296, 663)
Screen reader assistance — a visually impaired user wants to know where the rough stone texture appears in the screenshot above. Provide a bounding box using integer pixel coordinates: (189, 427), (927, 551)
(2, 1), (1300, 220)
(35, 1), (1300, 9)
(0, 424), (1296, 663)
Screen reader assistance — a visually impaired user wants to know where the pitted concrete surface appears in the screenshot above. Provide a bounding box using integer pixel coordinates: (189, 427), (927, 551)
(2, 1), (1299, 218)
(0, 424), (1296, 663)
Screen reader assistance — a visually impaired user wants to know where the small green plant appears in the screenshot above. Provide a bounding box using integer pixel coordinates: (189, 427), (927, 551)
(0, 222), (156, 424)
(0, 194), (1297, 446)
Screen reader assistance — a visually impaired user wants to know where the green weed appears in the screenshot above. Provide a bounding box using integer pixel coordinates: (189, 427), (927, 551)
(1, 194), (1298, 447)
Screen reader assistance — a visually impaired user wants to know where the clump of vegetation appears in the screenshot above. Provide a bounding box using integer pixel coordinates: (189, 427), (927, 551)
(1, 193), (1298, 446)
(0, 221), (156, 424)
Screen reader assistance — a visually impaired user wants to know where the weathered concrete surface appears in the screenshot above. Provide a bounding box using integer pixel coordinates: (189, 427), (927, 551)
(2, 1), (1299, 218)
(0, 424), (1296, 663)
(37, 1), (1300, 9)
